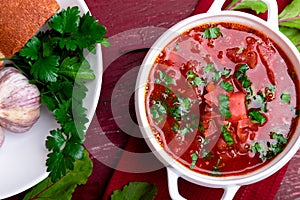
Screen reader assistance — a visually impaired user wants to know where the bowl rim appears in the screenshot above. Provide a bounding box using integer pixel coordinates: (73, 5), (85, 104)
(135, 10), (300, 187)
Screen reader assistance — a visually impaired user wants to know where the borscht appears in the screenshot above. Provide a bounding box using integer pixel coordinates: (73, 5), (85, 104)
(145, 22), (299, 176)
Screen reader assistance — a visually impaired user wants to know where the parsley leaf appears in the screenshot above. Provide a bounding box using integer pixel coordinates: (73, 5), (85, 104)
(251, 132), (288, 161)
(249, 110), (266, 125)
(221, 124), (234, 145)
(187, 70), (206, 86)
(49, 6), (80, 35)
(19, 36), (41, 60)
(203, 27), (223, 39)
(218, 94), (231, 118)
(272, 132), (288, 145)
(190, 152), (198, 169)
(31, 55), (60, 82)
(159, 71), (176, 85)
(235, 64), (252, 88)
(46, 129), (66, 152)
(150, 101), (167, 124)
(281, 93), (291, 104)
(50, 9), (107, 51)
(78, 13), (107, 47)
(60, 57), (95, 80)
(220, 81), (234, 92)
(46, 129), (85, 181)
(204, 63), (215, 73)
(222, 68), (232, 77)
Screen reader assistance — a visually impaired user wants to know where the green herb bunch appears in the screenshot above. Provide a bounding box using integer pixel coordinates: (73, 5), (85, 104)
(11, 6), (108, 182)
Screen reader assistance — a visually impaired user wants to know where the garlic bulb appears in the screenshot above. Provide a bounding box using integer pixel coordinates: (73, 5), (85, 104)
(0, 67), (40, 133)
(0, 127), (4, 148)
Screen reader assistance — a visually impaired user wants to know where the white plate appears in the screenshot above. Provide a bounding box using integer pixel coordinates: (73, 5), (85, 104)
(0, 0), (103, 199)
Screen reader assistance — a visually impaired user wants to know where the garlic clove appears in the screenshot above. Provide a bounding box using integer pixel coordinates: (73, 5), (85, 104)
(0, 67), (41, 133)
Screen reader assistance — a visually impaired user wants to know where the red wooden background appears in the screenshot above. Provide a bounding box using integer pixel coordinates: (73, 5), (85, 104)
(7, 0), (300, 199)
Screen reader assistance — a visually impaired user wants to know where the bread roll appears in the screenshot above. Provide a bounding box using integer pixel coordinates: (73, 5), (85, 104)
(0, 0), (60, 60)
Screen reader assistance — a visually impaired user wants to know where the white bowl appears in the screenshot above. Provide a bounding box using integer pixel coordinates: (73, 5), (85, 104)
(135, 0), (300, 199)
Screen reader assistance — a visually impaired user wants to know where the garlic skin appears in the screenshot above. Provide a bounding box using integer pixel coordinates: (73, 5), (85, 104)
(0, 67), (40, 133)
(0, 127), (4, 148)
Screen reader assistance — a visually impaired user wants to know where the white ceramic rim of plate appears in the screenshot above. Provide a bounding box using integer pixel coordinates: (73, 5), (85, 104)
(0, 0), (102, 198)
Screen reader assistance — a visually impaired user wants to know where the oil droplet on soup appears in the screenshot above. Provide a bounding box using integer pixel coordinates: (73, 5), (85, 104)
(145, 22), (299, 176)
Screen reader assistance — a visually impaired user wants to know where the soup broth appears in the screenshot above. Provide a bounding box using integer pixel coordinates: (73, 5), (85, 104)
(145, 22), (299, 176)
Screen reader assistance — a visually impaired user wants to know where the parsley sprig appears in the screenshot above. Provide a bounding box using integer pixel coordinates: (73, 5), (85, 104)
(251, 132), (288, 161)
(203, 27), (223, 39)
(11, 7), (108, 182)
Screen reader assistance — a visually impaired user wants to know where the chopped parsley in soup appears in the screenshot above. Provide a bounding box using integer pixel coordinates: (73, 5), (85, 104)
(145, 22), (299, 176)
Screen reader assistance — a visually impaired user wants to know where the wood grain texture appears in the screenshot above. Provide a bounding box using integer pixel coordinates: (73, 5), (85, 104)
(5, 0), (299, 199)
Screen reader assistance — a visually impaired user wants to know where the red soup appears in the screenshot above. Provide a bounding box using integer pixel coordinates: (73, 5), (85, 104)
(145, 22), (299, 176)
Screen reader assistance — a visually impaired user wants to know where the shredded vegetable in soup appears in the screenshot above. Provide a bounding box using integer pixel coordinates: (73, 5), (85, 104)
(145, 22), (299, 176)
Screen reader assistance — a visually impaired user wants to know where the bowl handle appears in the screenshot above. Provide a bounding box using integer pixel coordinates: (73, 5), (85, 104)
(167, 167), (241, 200)
(167, 167), (187, 200)
(207, 0), (279, 30)
(221, 185), (240, 200)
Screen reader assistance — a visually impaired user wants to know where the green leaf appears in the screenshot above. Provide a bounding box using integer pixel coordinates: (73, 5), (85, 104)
(187, 70), (205, 86)
(279, 27), (300, 52)
(100, 37), (111, 47)
(49, 7), (80, 35)
(213, 70), (222, 82)
(226, 0), (268, 14)
(190, 152), (198, 169)
(46, 151), (68, 182)
(220, 81), (234, 92)
(221, 124), (234, 145)
(249, 110), (266, 124)
(159, 71), (176, 85)
(19, 36), (41, 60)
(179, 97), (191, 112)
(203, 27), (222, 39)
(187, 69), (196, 79)
(41, 94), (57, 111)
(72, 82), (88, 102)
(59, 57), (94, 80)
(111, 182), (158, 200)
(222, 68), (232, 77)
(77, 13), (107, 49)
(53, 100), (72, 124)
(281, 93), (291, 104)
(251, 132), (287, 161)
(272, 133), (287, 144)
(64, 141), (85, 160)
(252, 93), (267, 112)
(279, 0), (300, 29)
(76, 59), (95, 80)
(235, 64), (252, 88)
(24, 150), (92, 200)
(31, 55), (60, 82)
(204, 63), (215, 73)
(150, 101), (167, 120)
(46, 129), (66, 152)
(218, 94), (231, 119)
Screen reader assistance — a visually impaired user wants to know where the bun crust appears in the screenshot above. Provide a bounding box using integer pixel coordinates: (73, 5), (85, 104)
(0, 0), (60, 59)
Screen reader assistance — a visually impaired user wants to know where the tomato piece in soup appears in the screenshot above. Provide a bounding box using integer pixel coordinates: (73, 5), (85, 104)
(228, 92), (247, 122)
